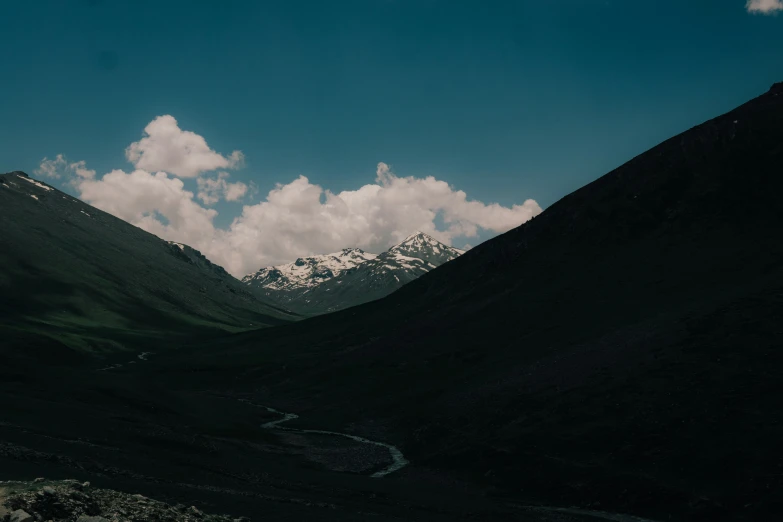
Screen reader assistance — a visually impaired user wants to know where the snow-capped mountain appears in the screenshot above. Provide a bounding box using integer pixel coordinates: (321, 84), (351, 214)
(242, 232), (464, 315)
(242, 248), (377, 291)
(386, 231), (464, 267)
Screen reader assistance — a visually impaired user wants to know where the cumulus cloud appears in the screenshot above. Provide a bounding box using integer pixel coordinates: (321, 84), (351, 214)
(197, 172), (249, 205)
(49, 116), (542, 278)
(125, 115), (244, 178)
(35, 156), (96, 181)
(35, 154), (67, 178)
(75, 168), (218, 245)
(69, 160), (540, 277)
(68, 160), (96, 181)
(747, 0), (783, 13)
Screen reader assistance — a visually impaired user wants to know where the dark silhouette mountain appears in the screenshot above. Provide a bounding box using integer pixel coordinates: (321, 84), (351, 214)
(243, 232), (463, 314)
(165, 83), (783, 520)
(0, 171), (296, 358)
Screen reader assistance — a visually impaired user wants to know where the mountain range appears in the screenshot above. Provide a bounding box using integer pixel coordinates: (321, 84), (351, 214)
(1, 83), (782, 521)
(242, 232), (464, 314)
(162, 82), (783, 520)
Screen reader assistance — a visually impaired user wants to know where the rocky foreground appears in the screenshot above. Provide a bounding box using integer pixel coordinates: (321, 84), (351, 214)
(0, 480), (245, 522)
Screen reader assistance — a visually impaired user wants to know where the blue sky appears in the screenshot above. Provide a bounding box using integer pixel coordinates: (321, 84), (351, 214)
(1, 0), (781, 274)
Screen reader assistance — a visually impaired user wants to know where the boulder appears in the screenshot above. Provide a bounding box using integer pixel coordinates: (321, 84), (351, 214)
(9, 509), (33, 522)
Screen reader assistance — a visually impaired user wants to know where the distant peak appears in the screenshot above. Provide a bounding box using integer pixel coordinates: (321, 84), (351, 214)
(395, 231), (445, 247)
(387, 231), (463, 257)
(400, 231), (434, 242)
(2, 171), (28, 177)
(771, 82), (783, 93)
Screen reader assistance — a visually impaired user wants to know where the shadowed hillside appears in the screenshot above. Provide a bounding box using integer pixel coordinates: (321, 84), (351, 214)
(161, 83), (783, 520)
(1, 84), (782, 522)
(0, 172), (296, 360)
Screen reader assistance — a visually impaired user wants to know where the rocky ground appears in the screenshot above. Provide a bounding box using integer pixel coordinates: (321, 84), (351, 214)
(0, 480), (243, 522)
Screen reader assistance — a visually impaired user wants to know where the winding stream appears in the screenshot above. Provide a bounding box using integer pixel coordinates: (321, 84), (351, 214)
(122, 353), (658, 519)
(238, 399), (409, 478)
(106, 353), (408, 478)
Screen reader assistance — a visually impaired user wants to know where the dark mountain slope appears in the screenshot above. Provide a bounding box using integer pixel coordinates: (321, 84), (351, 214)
(0, 172), (296, 356)
(163, 83), (783, 520)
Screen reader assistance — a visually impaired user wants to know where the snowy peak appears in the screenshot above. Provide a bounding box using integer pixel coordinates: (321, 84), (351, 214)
(242, 232), (466, 314)
(242, 248), (377, 291)
(387, 231), (464, 267)
(391, 231), (441, 250)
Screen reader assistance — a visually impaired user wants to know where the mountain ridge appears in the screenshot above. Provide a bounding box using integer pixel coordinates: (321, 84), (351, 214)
(0, 171), (296, 357)
(242, 231), (464, 314)
(242, 248), (378, 292)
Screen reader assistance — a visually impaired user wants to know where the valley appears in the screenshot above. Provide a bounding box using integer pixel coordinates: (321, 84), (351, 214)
(2, 82), (783, 521)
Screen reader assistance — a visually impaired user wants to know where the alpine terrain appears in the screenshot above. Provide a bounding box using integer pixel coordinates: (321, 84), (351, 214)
(153, 82), (783, 521)
(0, 83), (782, 522)
(242, 232), (463, 314)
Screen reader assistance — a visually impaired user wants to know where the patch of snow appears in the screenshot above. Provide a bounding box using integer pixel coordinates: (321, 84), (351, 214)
(243, 232), (463, 299)
(244, 248), (378, 291)
(18, 176), (53, 191)
(80, 210), (91, 217)
(29, 194), (39, 201)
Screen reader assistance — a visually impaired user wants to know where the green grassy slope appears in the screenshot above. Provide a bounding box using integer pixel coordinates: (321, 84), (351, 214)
(0, 172), (297, 356)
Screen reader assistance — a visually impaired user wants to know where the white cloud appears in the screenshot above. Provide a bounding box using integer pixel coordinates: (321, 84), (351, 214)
(35, 154), (67, 178)
(197, 172), (249, 205)
(125, 115), (244, 178)
(68, 160), (541, 278)
(68, 160), (96, 181)
(747, 0), (783, 13)
(51, 117), (543, 278)
(35, 156), (96, 182)
(75, 168), (218, 247)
